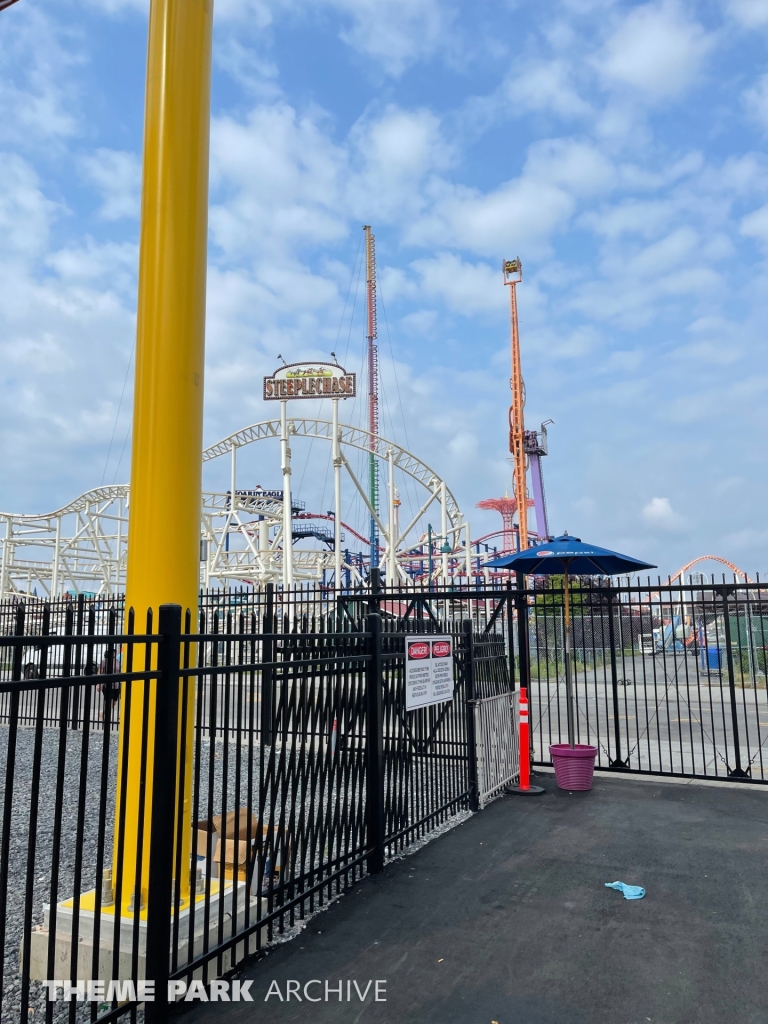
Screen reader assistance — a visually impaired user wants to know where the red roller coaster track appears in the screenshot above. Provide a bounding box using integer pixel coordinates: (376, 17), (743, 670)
(669, 555), (753, 584)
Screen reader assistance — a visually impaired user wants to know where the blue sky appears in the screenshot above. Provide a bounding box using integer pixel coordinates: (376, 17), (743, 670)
(1, 0), (768, 578)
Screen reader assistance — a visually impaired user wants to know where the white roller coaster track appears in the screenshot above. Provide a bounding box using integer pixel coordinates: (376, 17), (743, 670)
(202, 418), (463, 527)
(0, 419), (468, 598)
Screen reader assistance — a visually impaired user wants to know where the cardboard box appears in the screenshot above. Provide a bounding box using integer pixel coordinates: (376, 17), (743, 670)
(212, 828), (292, 888)
(198, 808), (292, 889)
(212, 808), (259, 842)
(201, 809), (260, 883)
(214, 839), (251, 882)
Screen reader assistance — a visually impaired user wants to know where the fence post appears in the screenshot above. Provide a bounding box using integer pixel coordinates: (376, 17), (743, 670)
(260, 582), (274, 745)
(70, 593), (85, 729)
(369, 566), (382, 614)
(720, 588), (749, 779)
(11, 602), (24, 682)
(145, 604), (182, 1024)
(606, 589), (628, 769)
(365, 612), (385, 873)
(506, 580), (516, 691)
(463, 619), (480, 812)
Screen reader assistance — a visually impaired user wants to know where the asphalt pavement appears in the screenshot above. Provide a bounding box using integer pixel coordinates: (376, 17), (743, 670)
(178, 772), (768, 1024)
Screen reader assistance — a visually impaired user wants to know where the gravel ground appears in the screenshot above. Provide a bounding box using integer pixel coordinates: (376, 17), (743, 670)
(0, 728), (264, 1024)
(0, 725), (117, 1023)
(0, 725), (468, 1024)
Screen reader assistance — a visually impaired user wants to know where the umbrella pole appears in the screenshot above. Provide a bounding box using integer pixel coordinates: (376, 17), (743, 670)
(563, 563), (575, 748)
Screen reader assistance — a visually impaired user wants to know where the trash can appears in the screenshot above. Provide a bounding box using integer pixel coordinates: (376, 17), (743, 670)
(700, 646), (721, 672)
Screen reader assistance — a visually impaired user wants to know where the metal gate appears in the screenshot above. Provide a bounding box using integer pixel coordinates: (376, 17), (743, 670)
(474, 693), (518, 808)
(466, 627), (518, 807)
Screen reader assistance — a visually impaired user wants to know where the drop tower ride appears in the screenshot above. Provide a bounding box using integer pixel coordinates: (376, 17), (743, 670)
(503, 258), (551, 547)
(364, 226), (380, 568)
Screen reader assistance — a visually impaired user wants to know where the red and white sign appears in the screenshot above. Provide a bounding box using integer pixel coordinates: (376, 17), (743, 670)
(407, 641), (430, 660)
(405, 634), (454, 711)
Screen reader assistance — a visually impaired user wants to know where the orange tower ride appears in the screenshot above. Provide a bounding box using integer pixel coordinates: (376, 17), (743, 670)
(503, 258), (529, 550)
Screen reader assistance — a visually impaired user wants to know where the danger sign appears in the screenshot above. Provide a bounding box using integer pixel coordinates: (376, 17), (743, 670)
(405, 635), (454, 711)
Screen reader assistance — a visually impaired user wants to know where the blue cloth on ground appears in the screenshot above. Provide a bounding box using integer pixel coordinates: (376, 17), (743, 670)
(605, 881), (645, 899)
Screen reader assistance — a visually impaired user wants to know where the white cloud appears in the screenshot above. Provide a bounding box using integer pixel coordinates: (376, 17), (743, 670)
(408, 253), (504, 315)
(406, 140), (614, 257)
(399, 308), (438, 336)
(348, 106), (452, 222)
(85, 0), (454, 76)
(46, 239), (138, 296)
(84, 0), (147, 12)
(711, 153), (768, 194)
(570, 218), (723, 329)
(740, 203), (768, 242)
(82, 149), (142, 220)
(642, 497), (685, 530)
(596, 1), (714, 101)
(0, 5), (80, 146)
(209, 103), (346, 258)
(319, 0), (456, 77)
(507, 60), (591, 118)
(214, 0), (454, 75)
(725, 0), (768, 27)
(580, 199), (676, 239)
(525, 138), (615, 197)
(208, 101), (453, 258)
(672, 339), (741, 365)
(525, 320), (604, 362)
(0, 244), (137, 506)
(463, 59), (591, 133)
(623, 226), (700, 277)
(213, 37), (281, 97)
(743, 73), (768, 133)
(212, 0), (272, 22)
(407, 176), (574, 257)
(606, 348), (643, 373)
(0, 155), (59, 261)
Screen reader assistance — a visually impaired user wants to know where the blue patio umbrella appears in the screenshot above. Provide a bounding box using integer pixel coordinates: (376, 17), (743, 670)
(485, 534), (656, 577)
(487, 535), (656, 748)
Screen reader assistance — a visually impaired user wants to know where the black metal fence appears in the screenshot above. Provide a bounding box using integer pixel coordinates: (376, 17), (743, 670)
(3, 575), (766, 1023)
(4, 576), (766, 779)
(347, 575), (768, 785)
(0, 585), (484, 1024)
(523, 578), (768, 781)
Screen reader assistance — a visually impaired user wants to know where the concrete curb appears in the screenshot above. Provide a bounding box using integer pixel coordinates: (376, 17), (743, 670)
(534, 764), (767, 793)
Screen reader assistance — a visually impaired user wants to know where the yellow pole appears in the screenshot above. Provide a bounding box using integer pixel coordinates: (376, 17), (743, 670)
(115, 0), (214, 911)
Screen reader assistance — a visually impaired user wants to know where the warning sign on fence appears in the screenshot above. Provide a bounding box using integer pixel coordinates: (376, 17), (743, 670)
(405, 635), (454, 711)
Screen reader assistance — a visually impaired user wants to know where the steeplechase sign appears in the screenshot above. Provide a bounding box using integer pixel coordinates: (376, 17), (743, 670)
(263, 361), (356, 401)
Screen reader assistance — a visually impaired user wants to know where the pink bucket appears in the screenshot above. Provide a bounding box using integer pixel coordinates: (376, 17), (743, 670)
(550, 744), (598, 791)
